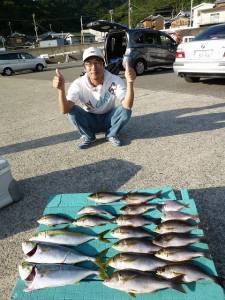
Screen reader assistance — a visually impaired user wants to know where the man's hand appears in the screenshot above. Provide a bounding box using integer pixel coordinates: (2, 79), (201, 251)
(53, 68), (65, 90)
(124, 61), (136, 83)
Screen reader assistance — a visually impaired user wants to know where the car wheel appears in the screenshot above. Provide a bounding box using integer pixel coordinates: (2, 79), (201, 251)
(184, 76), (200, 83)
(134, 60), (146, 76)
(36, 64), (44, 72)
(3, 67), (13, 76)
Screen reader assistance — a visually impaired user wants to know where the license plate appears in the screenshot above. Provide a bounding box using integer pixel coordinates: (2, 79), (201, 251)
(194, 50), (213, 58)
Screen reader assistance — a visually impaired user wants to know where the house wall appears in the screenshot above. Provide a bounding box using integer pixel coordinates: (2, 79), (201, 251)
(193, 3), (214, 27)
(201, 8), (225, 25)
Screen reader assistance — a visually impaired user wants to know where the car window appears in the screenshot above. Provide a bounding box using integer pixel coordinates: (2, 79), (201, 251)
(159, 34), (173, 46)
(0, 53), (20, 60)
(20, 53), (34, 59)
(133, 32), (144, 44)
(195, 24), (225, 41)
(144, 32), (159, 45)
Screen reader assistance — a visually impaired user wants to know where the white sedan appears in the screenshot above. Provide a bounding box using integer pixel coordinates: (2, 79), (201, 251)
(173, 23), (225, 82)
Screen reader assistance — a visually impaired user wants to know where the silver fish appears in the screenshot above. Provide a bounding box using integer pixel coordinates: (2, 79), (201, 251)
(77, 206), (114, 217)
(120, 203), (159, 215)
(161, 211), (200, 222)
(37, 214), (73, 226)
(19, 262), (98, 292)
(154, 246), (210, 262)
(155, 220), (198, 234)
(29, 229), (108, 246)
(161, 200), (189, 212)
(103, 270), (185, 295)
(115, 215), (160, 227)
(153, 233), (204, 248)
(111, 226), (155, 239)
(107, 252), (168, 271)
(88, 192), (122, 203)
(123, 191), (161, 205)
(156, 263), (222, 286)
(112, 238), (161, 253)
(22, 241), (96, 264)
(73, 215), (113, 227)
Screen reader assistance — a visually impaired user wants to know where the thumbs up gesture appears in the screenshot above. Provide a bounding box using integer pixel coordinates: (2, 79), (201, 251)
(53, 68), (65, 90)
(124, 60), (136, 83)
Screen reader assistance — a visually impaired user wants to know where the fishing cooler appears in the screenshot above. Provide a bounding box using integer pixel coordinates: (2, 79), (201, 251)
(0, 157), (22, 209)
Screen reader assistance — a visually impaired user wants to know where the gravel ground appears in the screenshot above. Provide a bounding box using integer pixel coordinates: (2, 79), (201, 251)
(0, 72), (225, 299)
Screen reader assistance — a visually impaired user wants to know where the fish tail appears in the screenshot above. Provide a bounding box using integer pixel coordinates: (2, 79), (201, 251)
(98, 268), (109, 280)
(214, 276), (225, 288)
(156, 204), (163, 212)
(171, 275), (186, 293)
(98, 230), (110, 243)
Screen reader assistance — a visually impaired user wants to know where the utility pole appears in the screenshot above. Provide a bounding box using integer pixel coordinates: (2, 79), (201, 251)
(80, 16), (84, 44)
(190, 0), (193, 27)
(128, 0), (131, 28)
(8, 21), (13, 35)
(109, 9), (113, 22)
(32, 13), (39, 42)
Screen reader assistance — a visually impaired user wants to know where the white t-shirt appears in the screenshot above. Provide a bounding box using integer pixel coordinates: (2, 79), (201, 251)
(66, 70), (126, 114)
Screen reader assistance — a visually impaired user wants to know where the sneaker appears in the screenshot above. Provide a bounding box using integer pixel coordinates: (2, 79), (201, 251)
(77, 136), (96, 149)
(108, 136), (122, 147)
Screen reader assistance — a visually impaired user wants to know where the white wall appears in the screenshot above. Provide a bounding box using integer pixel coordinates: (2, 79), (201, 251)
(193, 3), (214, 27)
(201, 9), (225, 25)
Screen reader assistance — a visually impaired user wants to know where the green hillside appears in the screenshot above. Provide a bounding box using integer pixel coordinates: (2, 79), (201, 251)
(0, 0), (213, 36)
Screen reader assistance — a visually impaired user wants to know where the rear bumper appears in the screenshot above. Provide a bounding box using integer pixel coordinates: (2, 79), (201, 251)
(173, 60), (225, 77)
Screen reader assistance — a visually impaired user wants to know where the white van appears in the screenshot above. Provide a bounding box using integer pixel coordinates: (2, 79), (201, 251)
(0, 51), (47, 76)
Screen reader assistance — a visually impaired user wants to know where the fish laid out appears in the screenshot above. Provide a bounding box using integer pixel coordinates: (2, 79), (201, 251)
(38, 214), (113, 228)
(123, 191), (161, 205)
(110, 226), (155, 239)
(19, 262), (98, 292)
(161, 211), (200, 222)
(161, 200), (189, 212)
(105, 252), (169, 271)
(155, 220), (199, 234)
(29, 229), (109, 246)
(37, 214), (74, 226)
(88, 192), (123, 203)
(22, 241), (98, 264)
(154, 246), (210, 262)
(112, 237), (161, 253)
(115, 215), (160, 227)
(77, 206), (114, 218)
(120, 203), (160, 215)
(20, 190), (220, 296)
(156, 263), (223, 286)
(152, 233), (204, 248)
(102, 270), (185, 296)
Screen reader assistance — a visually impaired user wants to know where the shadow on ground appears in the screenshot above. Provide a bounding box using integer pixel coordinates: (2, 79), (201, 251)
(1, 102), (225, 155)
(0, 158), (141, 239)
(175, 187), (225, 278)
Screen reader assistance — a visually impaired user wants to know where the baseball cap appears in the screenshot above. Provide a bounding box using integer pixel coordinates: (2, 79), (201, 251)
(83, 47), (104, 62)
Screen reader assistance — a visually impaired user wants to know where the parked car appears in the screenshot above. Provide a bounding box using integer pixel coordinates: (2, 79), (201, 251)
(84, 20), (177, 75)
(0, 52), (47, 76)
(182, 35), (195, 43)
(173, 23), (225, 82)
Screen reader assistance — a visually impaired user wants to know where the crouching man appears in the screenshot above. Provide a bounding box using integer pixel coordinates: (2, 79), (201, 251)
(53, 47), (136, 149)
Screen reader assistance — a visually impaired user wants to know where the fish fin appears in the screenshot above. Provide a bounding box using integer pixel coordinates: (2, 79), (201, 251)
(171, 275), (186, 293)
(128, 292), (136, 297)
(153, 218), (161, 225)
(95, 249), (110, 269)
(99, 268), (109, 280)
(98, 230), (110, 243)
(156, 204), (163, 212)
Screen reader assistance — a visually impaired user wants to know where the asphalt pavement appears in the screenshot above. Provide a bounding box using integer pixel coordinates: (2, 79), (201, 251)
(0, 65), (225, 299)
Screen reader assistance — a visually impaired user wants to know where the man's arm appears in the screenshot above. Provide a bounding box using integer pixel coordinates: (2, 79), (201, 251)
(52, 69), (74, 114)
(121, 62), (136, 110)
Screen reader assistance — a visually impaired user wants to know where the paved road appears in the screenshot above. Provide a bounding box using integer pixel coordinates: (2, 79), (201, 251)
(12, 61), (225, 98)
(1, 63), (225, 299)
